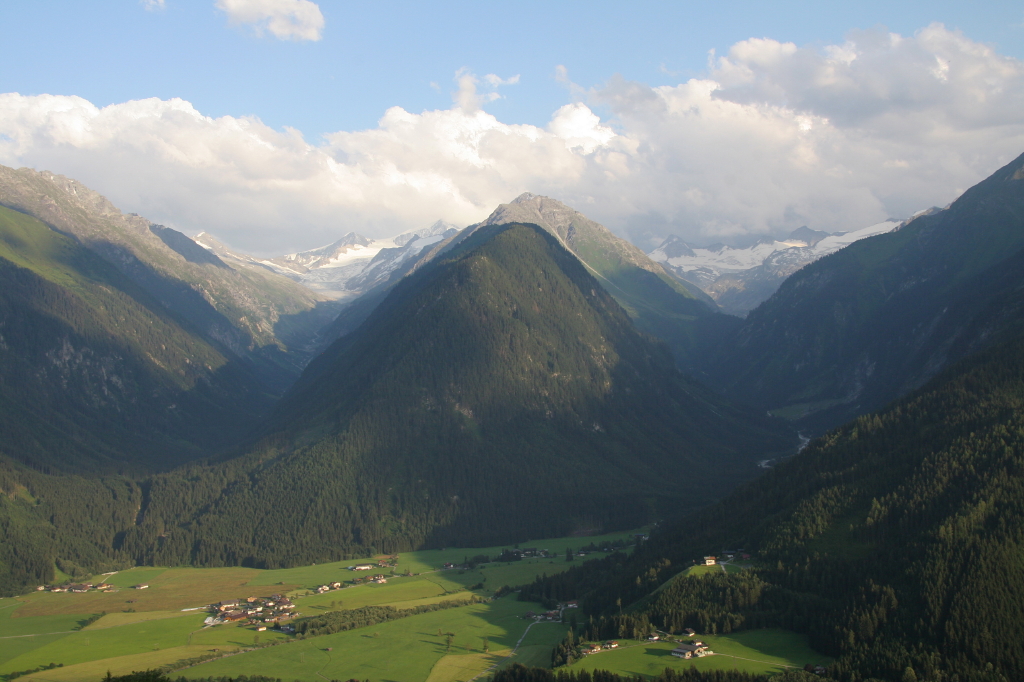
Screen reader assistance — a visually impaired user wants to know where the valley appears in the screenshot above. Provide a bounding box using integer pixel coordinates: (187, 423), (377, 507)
(0, 530), (650, 682)
(1, 150), (1023, 682)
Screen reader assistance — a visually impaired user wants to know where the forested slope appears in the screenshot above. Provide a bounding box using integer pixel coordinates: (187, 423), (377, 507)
(703, 151), (1024, 434)
(106, 224), (792, 571)
(0, 220), (792, 596)
(520, 330), (1024, 681)
(478, 194), (740, 372)
(0, 205), (273, 473)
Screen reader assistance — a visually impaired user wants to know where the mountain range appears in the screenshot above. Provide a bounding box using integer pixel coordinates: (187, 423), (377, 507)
(194, 219), (461, 301)
(0, 164), (341, 473)
(648, 220), (904, 316)
(0, 220), (794, 586)
(2, 148), (1024, 682)
(700, 152), (1024, 434)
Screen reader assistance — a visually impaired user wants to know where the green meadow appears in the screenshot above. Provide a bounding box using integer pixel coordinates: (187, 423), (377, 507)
(173, 595), (566, 682)
(1, 529), (829, 682)
(564, 629), (831, 678)
(1, 530), (640, 682)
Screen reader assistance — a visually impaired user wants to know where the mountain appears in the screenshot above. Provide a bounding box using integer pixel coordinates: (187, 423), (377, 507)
(521, 329), (1024, 681)
(701, 152), (1024, 433)
(473, 194), (739, 370)
(0, 204), (272, 473)
(0, 165), (338, 389)
(197, 220), (462, 302)
(649, 221), (901, 316)
(90, 222), (796, 571)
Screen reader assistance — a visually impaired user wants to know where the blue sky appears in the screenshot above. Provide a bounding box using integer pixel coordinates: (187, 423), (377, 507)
(1, 1), (1022, 253)
(3, 1), (1020, 137)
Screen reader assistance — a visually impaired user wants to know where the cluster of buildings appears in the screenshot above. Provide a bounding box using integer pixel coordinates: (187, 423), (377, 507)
(582, 641), (620, 654)
(38, 582), (117, 593)
(205, 594), (297, 627)
(671, 640), (713, 659)
(315, 581), (344, 593)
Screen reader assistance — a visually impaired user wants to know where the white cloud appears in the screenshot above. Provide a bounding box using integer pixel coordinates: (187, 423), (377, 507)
(141, 0), (166, 10)
(453, 69), (520, 113)
(215, 0), (324, 41)
(0, 25), (1022, 254)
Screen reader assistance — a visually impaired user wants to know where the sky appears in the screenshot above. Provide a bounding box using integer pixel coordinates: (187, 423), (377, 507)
(1, 0), (1022, 254)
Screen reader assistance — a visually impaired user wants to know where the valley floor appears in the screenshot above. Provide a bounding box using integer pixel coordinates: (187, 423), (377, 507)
(0, 530), (635, 682)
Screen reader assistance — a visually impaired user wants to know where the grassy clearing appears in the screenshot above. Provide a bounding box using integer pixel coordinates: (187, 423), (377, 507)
(683, 564), (720, 577)
(564, 629), (831, 678)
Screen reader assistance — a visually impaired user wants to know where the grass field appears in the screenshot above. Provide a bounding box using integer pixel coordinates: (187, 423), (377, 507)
(683, 564), (721, 577)
(0, 613), (206, 675)
(248, 528), (641, 591)
(0, 599), (86, 668)
(173, 596), (567, 682)
(564, 629), (831, 678)
(4, 529), (644, 682)
(11, 567), (269, 618)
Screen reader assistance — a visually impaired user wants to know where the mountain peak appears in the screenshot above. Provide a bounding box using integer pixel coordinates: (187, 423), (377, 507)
(787, 225), (832, 247)
(510, 191), (538, 204)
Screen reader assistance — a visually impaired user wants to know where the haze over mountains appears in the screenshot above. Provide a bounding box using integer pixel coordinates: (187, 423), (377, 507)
(194, 220), (460, 301)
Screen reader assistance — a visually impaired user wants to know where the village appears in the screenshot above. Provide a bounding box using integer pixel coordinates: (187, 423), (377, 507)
(204, 594), (298, 632)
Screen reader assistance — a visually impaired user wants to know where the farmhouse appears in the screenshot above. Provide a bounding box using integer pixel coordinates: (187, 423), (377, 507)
(353, 564), (374, 571)
(671, 642), (712, 659)
(684, 628), (696, 636)
(703, 556), (717, 566)
(565, 600), (579, 608)
(604, 641), (619, 649)
(134, 584), (150, 589)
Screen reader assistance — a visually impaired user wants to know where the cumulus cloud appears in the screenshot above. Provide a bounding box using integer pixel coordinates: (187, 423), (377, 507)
(0, 24), (1021, 254)
(216, 0), (324, 41)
